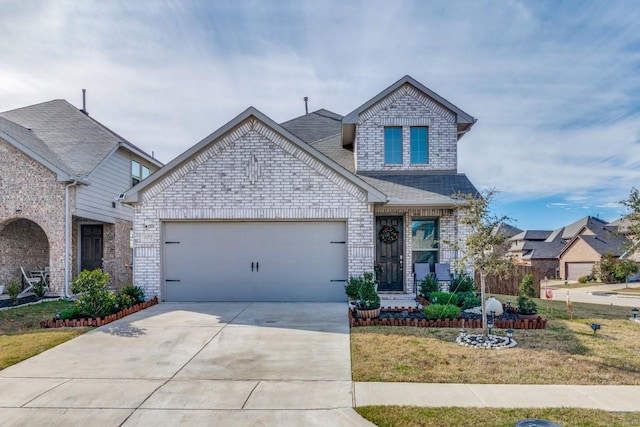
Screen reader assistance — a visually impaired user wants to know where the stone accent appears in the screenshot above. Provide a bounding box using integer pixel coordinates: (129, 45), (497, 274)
(355, 84), (458, 173)
(133, 119), (375, 299)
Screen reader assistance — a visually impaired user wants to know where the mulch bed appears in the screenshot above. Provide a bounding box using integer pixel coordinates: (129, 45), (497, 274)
(40, 296), (159, 328)
(349, 305), (547, 330)
(0, 295), (60, 310)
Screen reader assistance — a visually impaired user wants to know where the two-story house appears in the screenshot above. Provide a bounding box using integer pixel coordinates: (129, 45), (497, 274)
(123, 76), (479, 301)
(0, 99), (162, 295)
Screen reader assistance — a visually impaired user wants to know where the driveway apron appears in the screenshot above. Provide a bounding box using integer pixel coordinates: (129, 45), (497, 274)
(0, 302), (372, 426)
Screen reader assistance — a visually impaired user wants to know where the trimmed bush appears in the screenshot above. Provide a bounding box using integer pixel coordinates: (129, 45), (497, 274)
(419, 274), (440, 296)
(458, 291), (481, 309)
(429, 291), (458, 306)
(423, 304), (460, 320)
(578, 275), (588, 284)
(449, 271), (476, 293)
(59, 303), (83, 321)
(118, 284), (145, 305)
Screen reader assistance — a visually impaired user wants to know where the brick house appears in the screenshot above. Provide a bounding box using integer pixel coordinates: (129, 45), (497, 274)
(123, 75), (479, 301)
(0, 100), (161, 295)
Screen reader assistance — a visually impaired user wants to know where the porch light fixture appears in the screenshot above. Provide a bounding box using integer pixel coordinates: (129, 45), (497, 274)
(506, 328), (514, 343)
(633, 308), (638, 320)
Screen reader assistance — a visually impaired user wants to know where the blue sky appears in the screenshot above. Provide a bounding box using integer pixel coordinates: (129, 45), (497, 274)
(1, 0), (639, 230)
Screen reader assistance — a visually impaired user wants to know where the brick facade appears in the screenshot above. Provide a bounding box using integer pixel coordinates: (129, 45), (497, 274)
(0, 137), (132, 294)
(559, 239), (601, 280)
(355, 84), (458, 173)
(133, 119), (375, 299)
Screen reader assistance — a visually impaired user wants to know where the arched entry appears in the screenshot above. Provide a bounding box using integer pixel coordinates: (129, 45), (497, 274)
(0, 218), (50, 287)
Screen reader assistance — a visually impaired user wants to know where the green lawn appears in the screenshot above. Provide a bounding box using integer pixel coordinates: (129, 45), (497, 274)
(0, 300), (91, 369)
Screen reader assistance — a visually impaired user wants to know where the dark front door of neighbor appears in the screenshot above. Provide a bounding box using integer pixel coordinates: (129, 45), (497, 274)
(81, 224), (103, 271)
(376, 216), (403, 292)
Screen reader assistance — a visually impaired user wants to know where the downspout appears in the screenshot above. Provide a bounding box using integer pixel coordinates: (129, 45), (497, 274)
(64, 180), (79, 298)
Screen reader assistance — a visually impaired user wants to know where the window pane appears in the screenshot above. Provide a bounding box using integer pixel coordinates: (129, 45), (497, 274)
(384, 127), (402, 164)
(412, 219), (438, 250)
(410, 127), (428, 164)
(142, 165), (150, 179)
(131, 160), (140, 178)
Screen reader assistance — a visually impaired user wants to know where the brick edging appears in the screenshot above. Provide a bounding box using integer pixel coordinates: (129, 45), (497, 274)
(348, 307), (547, 330)
(40, 296), (159, 328)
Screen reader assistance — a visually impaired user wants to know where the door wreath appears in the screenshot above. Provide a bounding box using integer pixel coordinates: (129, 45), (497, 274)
(378, 225), (399, 244)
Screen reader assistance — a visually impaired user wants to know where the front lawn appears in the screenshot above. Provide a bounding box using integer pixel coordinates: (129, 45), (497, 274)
(0, 300), (90, 369)
(351, 297), (640, 385)
(356, 406), (640, 427)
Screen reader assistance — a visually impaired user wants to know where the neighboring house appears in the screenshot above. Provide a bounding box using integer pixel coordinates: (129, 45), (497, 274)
(508, 216), (627, 280)
(491, 223), (523, 255)
(123, 75), (479, 302)
(0, 100), (162, 294)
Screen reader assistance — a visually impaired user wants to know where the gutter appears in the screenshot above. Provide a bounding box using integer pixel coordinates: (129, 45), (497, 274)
(64, 180), (79, 298)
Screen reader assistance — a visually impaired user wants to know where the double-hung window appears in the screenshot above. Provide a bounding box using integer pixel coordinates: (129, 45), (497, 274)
(384, 127), (402, 164)
(410, 127), (428, 164)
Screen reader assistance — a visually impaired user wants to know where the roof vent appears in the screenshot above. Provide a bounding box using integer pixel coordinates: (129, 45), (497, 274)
(303, 96), (309, 115)
(81, 89), (89, 115)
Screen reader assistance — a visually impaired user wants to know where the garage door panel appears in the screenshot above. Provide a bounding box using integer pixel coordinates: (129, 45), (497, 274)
(566, 263), (595, 281)
(163, 221), (347, 302)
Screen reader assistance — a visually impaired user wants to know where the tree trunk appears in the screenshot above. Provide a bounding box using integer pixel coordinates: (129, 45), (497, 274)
(481, 271), (488, 338)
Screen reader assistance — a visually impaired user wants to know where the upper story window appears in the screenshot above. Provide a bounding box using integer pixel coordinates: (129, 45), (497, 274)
(131, 160), (150, 186)
(410, 127), (428, 164)
(384, 127), (402, 164)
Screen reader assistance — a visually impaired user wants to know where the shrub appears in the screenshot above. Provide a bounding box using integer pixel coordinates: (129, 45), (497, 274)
(592, 253), (619, 283)
(116, 293), (135, 310)
(59, 303), (83, 320)
(578, 275), (588, 284)
(419, 274), (440, 296)
(118, 284), (145, 305)
(429, 291), (458, 306)
(71, 269), (115, 318)
(32, 279), (47, 299)
(357, 272), (380, 309)
(517, 274), (537, 314)
(6, 279), (21, 306)
(423, 304), (460, 320)
(449, 271), (476, 293)
(458, 291), (481, 309)
(345, 276), (363, 301)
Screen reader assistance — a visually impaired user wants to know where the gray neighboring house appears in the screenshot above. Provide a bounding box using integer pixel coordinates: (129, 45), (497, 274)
(0, 100), (162, 294)
(123, 75), (480, 302)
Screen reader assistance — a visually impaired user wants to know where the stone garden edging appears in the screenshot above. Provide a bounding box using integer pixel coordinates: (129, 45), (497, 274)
(349, 306), (547, 330)
(40, 296), (159, 328)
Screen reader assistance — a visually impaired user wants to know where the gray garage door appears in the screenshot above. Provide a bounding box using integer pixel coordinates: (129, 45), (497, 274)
(163, 221), (347, 302)
(566, 262), (595, 281)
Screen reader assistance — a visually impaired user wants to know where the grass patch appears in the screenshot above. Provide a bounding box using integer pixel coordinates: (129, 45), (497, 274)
(548, 282), (605, 289)
(612, 287), (640, 294)
(0, 300), (91, 369)
(356, 406), (640, 427)
(351, 297), (640, 385)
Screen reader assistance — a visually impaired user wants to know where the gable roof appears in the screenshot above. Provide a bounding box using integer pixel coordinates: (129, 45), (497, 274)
(280, 109), (343, 143)
(510, 230), (552, 241)
(0, 100), (160, 179)
(559, 215), (609, 240)
(342, 75), (476, 145)
(122, 107), (387, 204)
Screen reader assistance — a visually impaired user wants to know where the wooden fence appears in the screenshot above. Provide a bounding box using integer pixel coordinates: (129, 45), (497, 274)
(474, 265), (541, 297)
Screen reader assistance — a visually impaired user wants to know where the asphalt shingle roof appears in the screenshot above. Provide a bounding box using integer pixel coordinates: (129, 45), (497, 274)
(0, 100), (132, 177)
(280, 109), (343, 144)
(359, 172), (479, 202)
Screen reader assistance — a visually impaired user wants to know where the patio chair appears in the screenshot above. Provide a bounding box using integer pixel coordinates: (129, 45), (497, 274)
(413, 263), (431, 294)
(20, 266), (41, 295)
(434, 263), (451, 292)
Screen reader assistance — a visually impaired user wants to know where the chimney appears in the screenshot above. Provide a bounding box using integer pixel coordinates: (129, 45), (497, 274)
(303, 96), (309, 115)
(81, 89), (88, 115)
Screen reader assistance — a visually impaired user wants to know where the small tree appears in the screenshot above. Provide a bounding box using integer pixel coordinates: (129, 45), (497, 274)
(592, 253), (619, 283)
(614, 259), (639, 288)
(450, 189), (515, 338)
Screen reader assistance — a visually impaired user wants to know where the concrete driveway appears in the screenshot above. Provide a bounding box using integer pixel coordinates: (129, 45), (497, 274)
(0, 302), (372, 426)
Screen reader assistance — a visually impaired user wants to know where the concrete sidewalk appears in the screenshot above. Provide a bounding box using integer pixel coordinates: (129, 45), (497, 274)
(354, 383), (640, 411)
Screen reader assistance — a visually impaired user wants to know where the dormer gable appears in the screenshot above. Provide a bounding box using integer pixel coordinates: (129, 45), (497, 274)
(342, 75), (476, 174)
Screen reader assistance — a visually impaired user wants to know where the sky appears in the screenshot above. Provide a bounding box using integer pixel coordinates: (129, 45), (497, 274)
(1, 0), (640, 231)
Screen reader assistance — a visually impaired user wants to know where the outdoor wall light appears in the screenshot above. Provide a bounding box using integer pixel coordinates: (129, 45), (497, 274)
(633, 308), (638, 319)
(506, 328), (514, 343)
(15, 209), (22, 214)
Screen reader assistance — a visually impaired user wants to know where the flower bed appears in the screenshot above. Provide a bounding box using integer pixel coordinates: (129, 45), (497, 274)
(349, 306), (546, 329)
(40, 296), (158, 328)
